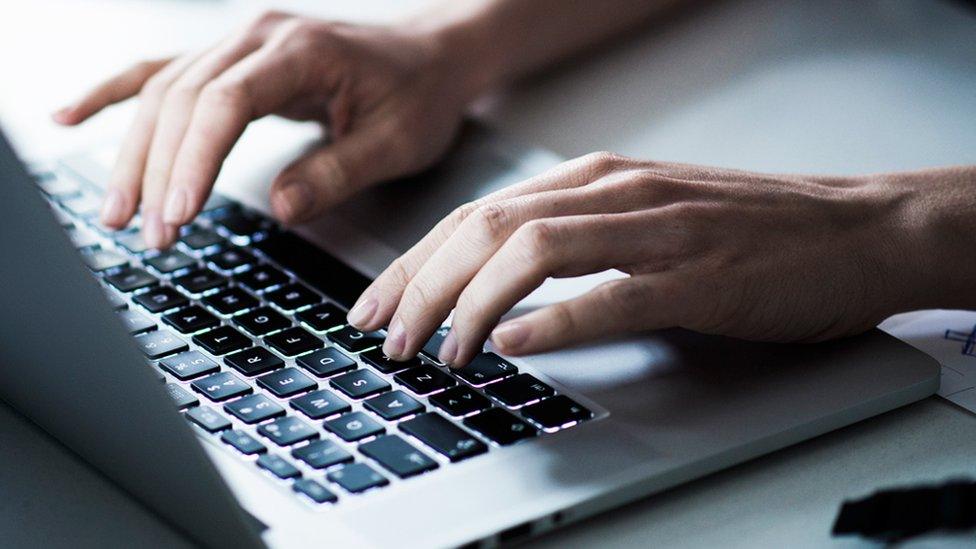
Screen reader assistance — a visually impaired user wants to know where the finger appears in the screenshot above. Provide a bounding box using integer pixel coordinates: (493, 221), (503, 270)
(53, 58), (172, 125)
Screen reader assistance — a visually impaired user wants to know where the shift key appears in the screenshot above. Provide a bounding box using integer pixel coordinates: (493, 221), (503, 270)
(399, 412), (486, 462)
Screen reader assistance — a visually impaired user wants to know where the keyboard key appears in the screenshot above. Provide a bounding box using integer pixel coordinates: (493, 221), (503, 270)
(454, 353), (518, 386)
(62, 193), (101, 218)
(186, 406), (231, 433)
(324, 411), (384, 442)
(38, 174), (80, 198)
(117, 309), (155, 335)
(235, 264), (288, 292)
(146, 250), (197, 274)
(295, 302), (345, 332)
(429, 386), (492, 417)
(105, 268), (157, 292)
(133, 287), (189, 313)
(258, 416), (319, 446)
(68, 226), (100, 249)
(327, 463), (388, 494)
(83, 249), (128, 272)
(360, 348), (422, 374)
(201, 194), (236, 213)
(394, 365), (456, 396)
(265, 327), (323, 357)
(463, 408), (538, 445)
(296, 347), (356, 378)
(224, 393), (285, 424)
(215, 212), (265, 238)
(399, 412), (487, 462)
(203, 287), (259, 316)
(485, 374), (554, 408)
(330, 369), (390, 399)
(521, 395), (593, 430)
(206, 247), (256, 271)
(359, 435), (438, 479)
(421, 326), (451, 364)
(180, 228), (224, 251)
(257, 367), (317, 398)
(162, 305), (220, 334)
(290, 389), (351, 420)
(221, 429), (267, 455)
(257, 453), (301, 479)
(293, 479), (338, 504)
(115, 231), (149, 254)
(191, 371), (252, 402)
(235, 307), (291, 336)
(193, 325), (251, 356)
(225, 346), (284, 376)
(265, 283), (320, 312)
(292, 439), (353, 469)
(329, 326), (384, 353)
(364, 390), (424, 421)
(134, 331), (188, 359)
(173, 268), (228, 294)
(165, 383), (198, 409)
(159, 351), (219, 380)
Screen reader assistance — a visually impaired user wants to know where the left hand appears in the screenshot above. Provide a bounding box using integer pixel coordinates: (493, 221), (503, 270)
(346, 152), (931, 367)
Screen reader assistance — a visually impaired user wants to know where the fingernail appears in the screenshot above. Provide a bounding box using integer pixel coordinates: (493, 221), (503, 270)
(51, 107), (72, 124)
(100, 188), (125, 225)
(272, 180), (313, 222)
(492, 322), (529, 352)
(383, 318), (406, 358)
(143, 213), (163, 249)
(162, 187), (187, 225)
(347, 297), (377, 328)
(438, 330), (458, 365)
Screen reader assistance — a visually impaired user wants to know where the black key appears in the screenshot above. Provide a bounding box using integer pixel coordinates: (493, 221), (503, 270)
(117, 309), (155, 335)
(224, 393), (285, 424)
(327, 463), (388, 494)
(115, 232), (149, 254)
(215, 212), (265, 238)
(324, 411), (384, 442)
(83, 249), (128, 272)
(235, 264), (289, 292)
(225, 346), (284, 376)
(257, 367), (316, 398)
(201, 193), (236, 213)
(360, 348), (422, 374)
(235, 307), (291, 336)
(265, 283), (320, 312)
(258, 416), (318, 446)
(293, 479), (338, 504)
(221, 429), (267, 455)
(394, 365), (456, 396)
(265, 327), (323, 357)
(134, 331), (188, 359)
(162, 305), (220, 334)
(463, 408), (537, 445)
(203, 287), (259, 315)
(330, 369), (390, 399)
(257, 453), (301, 479)
(329, 326), (384, 353)
(359, 435), (438, 479)
(421, 326), (451, 363)
(296, 302), (345, 332)
(521, 395), (593, 430)
(292, 439), (353, 469)
(193, 325), (251, 355)
(399, 412), (487, 462)
(364, 390), (424, 421)
(185, 406), (231, 433)
(159, 351), (219, 380)
(103, 288), (128, 310)
(206, 247), (256, 271)
(133, 287), (188, 313)
(429, 386), (492, 417)
(191, 371), (252, 402)
(173, 268), (228, 294)
(105, 267), (157, 292)
(454, 353), (518, 386)
(296, 347), (356, 378)
(146, 250), (197, 274)
(165, 383), (198, 409)
(290, 389), (351, 420)
(485, 374), (554, 408)
(180, 228), (224, 251)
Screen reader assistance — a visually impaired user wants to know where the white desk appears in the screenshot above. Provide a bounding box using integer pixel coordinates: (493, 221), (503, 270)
(3, 0), (976, 547)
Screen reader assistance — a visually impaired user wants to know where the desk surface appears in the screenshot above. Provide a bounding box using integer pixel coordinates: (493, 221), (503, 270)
(3, 0), (976, 547)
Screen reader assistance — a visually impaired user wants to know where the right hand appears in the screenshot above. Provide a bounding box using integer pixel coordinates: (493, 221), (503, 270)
(54, 11), (479, 248)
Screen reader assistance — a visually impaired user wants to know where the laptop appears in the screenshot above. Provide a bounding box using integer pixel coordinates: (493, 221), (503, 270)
(0, 123), (940, 548)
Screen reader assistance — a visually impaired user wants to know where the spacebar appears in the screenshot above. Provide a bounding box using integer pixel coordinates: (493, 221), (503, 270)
(253, 232), (372, 310)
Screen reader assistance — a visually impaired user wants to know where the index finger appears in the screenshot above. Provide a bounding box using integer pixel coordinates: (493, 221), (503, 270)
(54, 59), (172, 125)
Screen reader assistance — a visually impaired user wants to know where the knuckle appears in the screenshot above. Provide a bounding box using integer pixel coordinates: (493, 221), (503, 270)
(547, 301), (579, 334)
(514, 219), (559, 266)
(200, 79), (249, 109)
(597, 280), (646, 317)
(399, 279), (438, 319)
(450, 201), (481, 227)
(132, 60), (160, 79)
(271, 18), (322, 48)
(383, 258), (413, 289)
(248, 10), (289, 33)
(454, 290), (488, 326)
(581, 151), (626, 175)
(468, 202), (515, 242)
(139, 72), (172, 100)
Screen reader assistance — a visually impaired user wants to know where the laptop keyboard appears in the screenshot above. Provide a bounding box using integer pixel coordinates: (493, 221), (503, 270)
(32, 167), (597, 507)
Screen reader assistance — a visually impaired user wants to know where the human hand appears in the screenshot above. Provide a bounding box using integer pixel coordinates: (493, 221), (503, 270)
(346, 152), (937, 367)
(54, 11), (480, 248)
